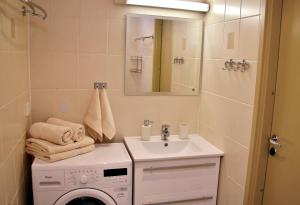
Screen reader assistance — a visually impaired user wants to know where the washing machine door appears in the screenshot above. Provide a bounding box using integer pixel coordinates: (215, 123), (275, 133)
(54, 188), (116, 205)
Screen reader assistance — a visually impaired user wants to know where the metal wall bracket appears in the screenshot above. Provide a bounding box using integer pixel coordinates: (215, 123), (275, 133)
(94, 82), (108, 89)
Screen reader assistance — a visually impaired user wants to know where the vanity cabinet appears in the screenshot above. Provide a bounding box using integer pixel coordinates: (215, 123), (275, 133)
(124, 135), (224, 205)
(133, 157), (221, 205)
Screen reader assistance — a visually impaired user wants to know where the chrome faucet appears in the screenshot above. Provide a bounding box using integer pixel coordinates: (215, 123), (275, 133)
(161, 124), (170, 141)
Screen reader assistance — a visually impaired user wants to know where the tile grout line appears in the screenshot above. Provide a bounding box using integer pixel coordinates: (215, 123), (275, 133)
(0, 91), (27, 111)
(201, 90), (254, 107)
(198, 122), (250, 151)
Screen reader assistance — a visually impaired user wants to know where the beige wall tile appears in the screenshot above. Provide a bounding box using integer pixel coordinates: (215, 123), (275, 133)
(77, 53), (106, 89)
(51, 90), (81, 122)
(3, 153), (17, 204)
(158, 96), (199, 134)
(239, 15), (260, 60)
(108, 18), (126, 55)
(0, 7), (10, 51)
(31, 90), (55, 122)
(223, 137), (249, 186)
(0, 52), (11, 107)
(31, 90), (81, 123)
(204, 23), (224, 59)
(30, 21), (49, 52)
(49, 17), (79, 52)
(51, 0), (80, 18)
(106, 55), (124, 90)
(79, 17), (107, 53)
(80, 0), (109, 18)
(48, 53), (77, 89)
(0, 52), (28, 106)
(77, 90), (94, 122)
(217, 175), (244, 205)
(0, 167), (5, 204)
(225, 0), (241, 21)
(206, 0), (225, 24)
(199, 92), (232, 137)
(30, 50), (52, 89)
(241, 0), (261, 17)
(223, 20), (240, 59)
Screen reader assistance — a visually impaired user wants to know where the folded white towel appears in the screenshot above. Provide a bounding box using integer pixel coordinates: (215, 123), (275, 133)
(47, 118), (85, 142)
(29, 122), (73, 145)
(83, 89), (103, 141)
(26, 144), (95, 162)
(100, 88), (116, 140)
(26, 136), (95, 155)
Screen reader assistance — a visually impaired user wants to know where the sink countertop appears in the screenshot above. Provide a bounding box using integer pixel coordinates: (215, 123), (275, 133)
(124, 134), (224, 162)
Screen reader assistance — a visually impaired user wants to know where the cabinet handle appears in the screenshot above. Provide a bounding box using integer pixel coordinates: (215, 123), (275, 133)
(143, 163), (216, 172)
(144, 196), (213, 205)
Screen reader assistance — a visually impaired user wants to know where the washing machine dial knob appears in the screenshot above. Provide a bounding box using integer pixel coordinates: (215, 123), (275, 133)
(80, 175), (88, 184)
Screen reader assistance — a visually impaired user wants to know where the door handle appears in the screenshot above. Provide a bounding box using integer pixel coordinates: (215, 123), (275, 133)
(269, 135), (281, 156)
(269, 135), (281, 147)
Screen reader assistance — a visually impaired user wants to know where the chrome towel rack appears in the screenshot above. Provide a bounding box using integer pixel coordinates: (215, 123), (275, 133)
(135, 35), (154, 41)
(19, 0), (47, 20)
(130, 56), (143, 73)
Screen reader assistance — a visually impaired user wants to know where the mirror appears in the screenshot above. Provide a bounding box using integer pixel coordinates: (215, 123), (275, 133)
(125, 14), (204, 96)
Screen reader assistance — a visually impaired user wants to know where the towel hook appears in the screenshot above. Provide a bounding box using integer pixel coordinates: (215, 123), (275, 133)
(94, 82), (108, 89)
(19, 0), (47, 20)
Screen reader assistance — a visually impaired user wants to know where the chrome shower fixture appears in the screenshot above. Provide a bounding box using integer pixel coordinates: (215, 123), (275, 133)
(19, 0), (47, 20)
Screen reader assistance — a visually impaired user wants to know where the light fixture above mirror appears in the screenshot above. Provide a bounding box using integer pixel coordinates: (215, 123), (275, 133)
(115, 0), (210, 12)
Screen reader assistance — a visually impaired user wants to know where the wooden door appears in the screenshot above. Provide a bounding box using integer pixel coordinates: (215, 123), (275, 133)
(262, 0), (300, 204)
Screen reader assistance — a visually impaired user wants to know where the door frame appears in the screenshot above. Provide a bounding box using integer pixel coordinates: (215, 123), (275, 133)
(243, 0), (283, 204)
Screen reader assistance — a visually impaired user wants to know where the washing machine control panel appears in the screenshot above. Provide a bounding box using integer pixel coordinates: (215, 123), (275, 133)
(103, 168), (128, 184)
(66, 169), (101, 186)
(65, 167), (129, 187)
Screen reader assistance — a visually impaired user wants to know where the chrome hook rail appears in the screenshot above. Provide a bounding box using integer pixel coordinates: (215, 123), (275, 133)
(223, 59), (250, 72)
(19, 0), (47, 20)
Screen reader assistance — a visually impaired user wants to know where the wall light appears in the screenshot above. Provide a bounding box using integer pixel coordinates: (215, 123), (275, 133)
(125, 0), (210, 12)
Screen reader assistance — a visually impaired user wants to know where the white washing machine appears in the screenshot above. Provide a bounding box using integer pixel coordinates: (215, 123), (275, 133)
(32, 143), (132, 205)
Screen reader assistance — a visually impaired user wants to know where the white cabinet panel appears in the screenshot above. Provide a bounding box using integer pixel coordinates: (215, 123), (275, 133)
(134, 157), (221, 205)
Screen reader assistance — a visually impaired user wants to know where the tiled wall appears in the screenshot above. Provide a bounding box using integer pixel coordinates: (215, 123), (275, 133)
(199, 0), (261, 204)
(0, 0), (31, 204)
(30, 0), (204, 140)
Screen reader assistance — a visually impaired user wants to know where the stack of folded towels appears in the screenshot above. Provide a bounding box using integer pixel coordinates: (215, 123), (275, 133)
(26, 118), (95, 162)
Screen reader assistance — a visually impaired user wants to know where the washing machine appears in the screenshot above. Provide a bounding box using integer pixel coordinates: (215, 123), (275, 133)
(31, 143), (132, 205)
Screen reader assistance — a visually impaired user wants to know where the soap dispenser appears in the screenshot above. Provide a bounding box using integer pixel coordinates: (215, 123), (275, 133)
(141, 120), (153, 141)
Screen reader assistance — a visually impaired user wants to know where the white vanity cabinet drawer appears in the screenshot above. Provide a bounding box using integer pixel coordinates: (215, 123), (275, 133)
(134, 157), (221, 205)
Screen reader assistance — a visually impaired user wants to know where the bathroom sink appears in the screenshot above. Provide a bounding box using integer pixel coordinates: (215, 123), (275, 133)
(124, 134), (223, 162)
(142, 140), (201, 155)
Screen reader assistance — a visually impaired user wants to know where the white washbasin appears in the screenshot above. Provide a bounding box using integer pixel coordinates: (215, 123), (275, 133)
(142, 140), (201, 155)
(124, 134), (224, 162)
